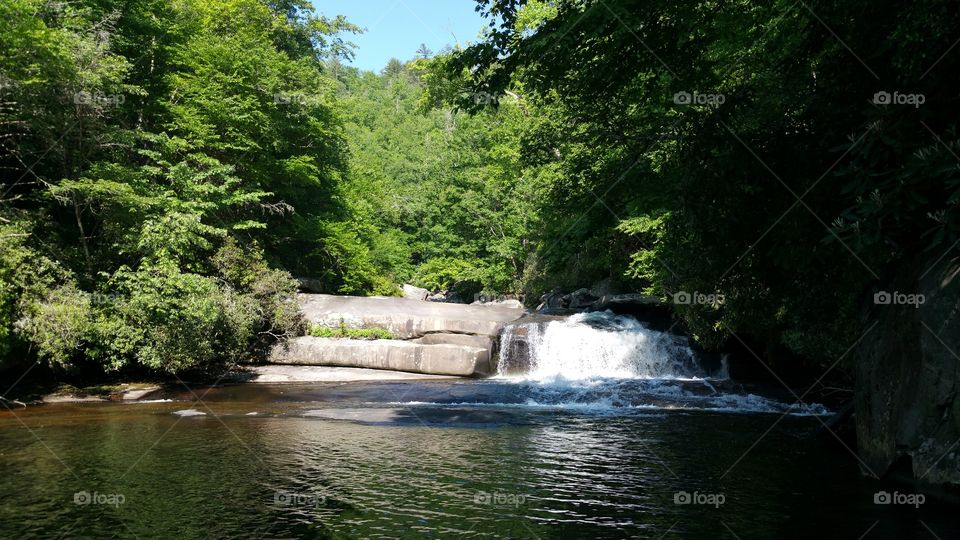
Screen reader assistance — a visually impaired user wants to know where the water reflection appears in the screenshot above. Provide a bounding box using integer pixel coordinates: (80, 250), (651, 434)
(0, 385), (958, 539)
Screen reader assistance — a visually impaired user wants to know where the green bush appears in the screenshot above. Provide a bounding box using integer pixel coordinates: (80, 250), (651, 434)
(18, 284), (93, 368)
(79, 240), (304, 374)
(85, 260), (242, 373)
(212, 238), (303, 342)
(1, 222), (79, 370)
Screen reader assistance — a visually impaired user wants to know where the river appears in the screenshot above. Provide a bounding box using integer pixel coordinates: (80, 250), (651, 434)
(0, 312), (955, 538)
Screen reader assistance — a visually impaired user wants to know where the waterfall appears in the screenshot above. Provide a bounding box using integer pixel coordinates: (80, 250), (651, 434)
(378, 309), (829, 415)
(345, 310), (829, 415)
(497, 311), (710, 380)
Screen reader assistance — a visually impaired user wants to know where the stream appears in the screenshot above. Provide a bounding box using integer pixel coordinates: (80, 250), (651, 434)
(0, 312), (955, 538)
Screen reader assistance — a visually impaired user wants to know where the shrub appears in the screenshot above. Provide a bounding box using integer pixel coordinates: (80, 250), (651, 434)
(88, 260), (241, 373)
(17, 284), (92, 368)
(1, 222), (79, 369)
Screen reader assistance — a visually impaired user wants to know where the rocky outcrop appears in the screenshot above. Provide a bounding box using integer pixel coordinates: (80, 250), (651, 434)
(427, 290), (463, 303)
(270, 337), (493, 376)
(414, 333), (493, 349)
(536, 286), (664, 318)
(855, 256), (960, 487)
(566, 288), (601, 310)
(299, 294), (523, 339)
(272, 294), (525, 377)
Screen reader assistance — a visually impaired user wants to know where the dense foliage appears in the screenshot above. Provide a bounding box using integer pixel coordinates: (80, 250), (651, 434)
(3, 0), (957, 380)
(443, 0), (960, 365)
(0, 0), (358, 375)
(334, 59), (535, 300)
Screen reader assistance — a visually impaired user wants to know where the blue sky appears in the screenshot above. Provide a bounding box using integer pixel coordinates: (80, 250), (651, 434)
(311, 1), (490, 72)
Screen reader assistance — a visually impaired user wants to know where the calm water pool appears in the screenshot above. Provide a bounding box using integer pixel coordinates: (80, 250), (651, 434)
(0, 379), (955, 539)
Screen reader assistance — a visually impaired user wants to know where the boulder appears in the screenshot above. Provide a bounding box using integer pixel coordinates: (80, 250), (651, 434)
(402, 284), (430, 301)
(564, 288), (600, 309)
(270, 336), (491, 377)
(296, 277), (325, 293)
(855, 256), (960, 487)
(427, 290), (464, 304)
(536, 292), (567, 311)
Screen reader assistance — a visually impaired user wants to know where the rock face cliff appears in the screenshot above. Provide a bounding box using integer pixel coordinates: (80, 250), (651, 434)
(855, 257), (960, 486)
(269, 294), (525, 376)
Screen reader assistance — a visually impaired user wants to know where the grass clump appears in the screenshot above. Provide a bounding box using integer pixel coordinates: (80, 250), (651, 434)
(310, 323), (394, 340)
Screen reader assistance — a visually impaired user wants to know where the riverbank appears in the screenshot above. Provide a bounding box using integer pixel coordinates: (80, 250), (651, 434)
(4, 366), (460, 405)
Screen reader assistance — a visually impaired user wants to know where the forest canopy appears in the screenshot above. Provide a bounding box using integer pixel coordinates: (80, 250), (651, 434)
(2, 0), (958, 379)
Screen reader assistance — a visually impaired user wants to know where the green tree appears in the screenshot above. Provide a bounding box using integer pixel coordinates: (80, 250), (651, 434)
(452, 0), (960, 365)
(416, 43), (433, 59)
(0, 0), (359, 375)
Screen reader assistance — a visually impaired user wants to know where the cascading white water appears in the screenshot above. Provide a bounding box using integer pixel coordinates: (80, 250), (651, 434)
(497, 311), (707, 380)
(480, 310), (828, 415)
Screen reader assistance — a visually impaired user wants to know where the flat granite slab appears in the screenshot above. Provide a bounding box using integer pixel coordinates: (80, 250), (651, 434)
(270, 337), (491, 377)
(273, 294), (526, 376)
(244, 365), (459, 383)
(299, 294), (525, 338)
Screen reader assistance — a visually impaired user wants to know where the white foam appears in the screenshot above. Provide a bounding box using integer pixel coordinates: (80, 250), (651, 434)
(499, 311), (704, 380)
(491, 312), (831, 416)
(380, 392), (830, 417)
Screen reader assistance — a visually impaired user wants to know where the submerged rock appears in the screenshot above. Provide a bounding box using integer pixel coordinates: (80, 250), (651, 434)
(172, 409), (206, 417)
